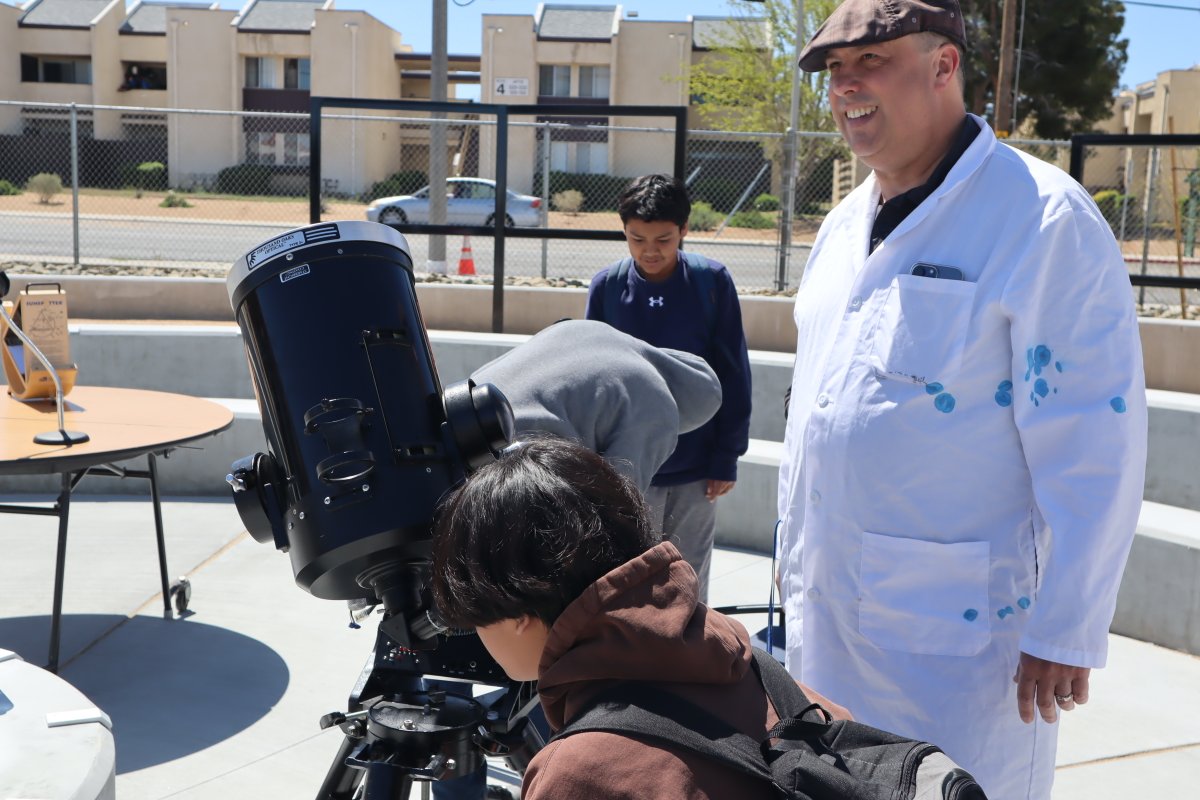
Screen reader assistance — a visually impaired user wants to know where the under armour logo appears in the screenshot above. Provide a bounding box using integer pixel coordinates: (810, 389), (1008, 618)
(648, 296), (664, 308)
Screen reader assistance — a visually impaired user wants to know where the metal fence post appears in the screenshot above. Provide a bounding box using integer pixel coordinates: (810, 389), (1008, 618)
(69, 103), (80, 268)
(776, 126), (797, 291)
(540, 122), (550, 280)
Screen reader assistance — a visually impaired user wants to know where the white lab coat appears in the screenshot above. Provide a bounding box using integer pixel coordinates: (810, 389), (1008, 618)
(777, 116), (1147, 800)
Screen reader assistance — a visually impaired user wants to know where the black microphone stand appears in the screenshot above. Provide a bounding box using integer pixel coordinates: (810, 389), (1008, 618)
(0, 270), (89, 445)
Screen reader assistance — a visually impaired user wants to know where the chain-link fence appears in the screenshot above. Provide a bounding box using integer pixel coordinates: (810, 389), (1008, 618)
(1072, 137), (1200, 318)
(15, 100), (1155, 302)
(0, 100), (317, 269)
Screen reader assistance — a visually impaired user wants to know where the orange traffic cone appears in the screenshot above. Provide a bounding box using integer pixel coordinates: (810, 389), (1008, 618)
(457, 236), (476, 276)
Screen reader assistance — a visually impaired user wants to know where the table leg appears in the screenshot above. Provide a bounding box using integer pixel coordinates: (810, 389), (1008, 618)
(147, 453), (172, 618)
(47, 471), (73, 674)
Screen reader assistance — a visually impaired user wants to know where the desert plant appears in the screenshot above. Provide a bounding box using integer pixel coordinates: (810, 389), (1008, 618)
(729, 209), (774, 230)
(26, 173), (63, 204)
(0, 179), (20, 196)
(688, 201), (721, 232)
(552, 189), (585, 215)
(753, 193), (780, 212)
(159, 192), (192, 208)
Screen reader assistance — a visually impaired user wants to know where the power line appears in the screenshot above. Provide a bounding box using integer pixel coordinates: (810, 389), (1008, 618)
(1123, 1), (1200, 11)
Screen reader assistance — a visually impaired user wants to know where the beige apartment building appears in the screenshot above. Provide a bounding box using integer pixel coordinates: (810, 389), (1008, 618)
(478, 5), (771, 195)
(1091, 68), (1200, 225)
(0, 0), (482, 195)
(1, 0), (767, 199)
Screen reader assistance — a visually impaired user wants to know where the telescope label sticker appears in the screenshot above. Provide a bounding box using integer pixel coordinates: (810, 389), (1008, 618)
(247, 231), (307, 270)
(280, 264), (311, 284)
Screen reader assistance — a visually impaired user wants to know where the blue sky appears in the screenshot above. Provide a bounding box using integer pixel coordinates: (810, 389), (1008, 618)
(354, 0), (1196, 92)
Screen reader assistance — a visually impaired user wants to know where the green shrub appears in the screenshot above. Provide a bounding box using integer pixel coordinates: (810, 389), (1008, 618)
(26, 172), (63, 204)
(159, 192), (192, 208)
(552, 188), (584, 214)
(362, 170), (428, 203)
(752, 193), (780, 212)
(690, 177), (739, 212)
(547, 171), (631, 212)
(120, 161), (168, 191)
(1092, 189), (1138, 230)
(688, 201), (721, 232)
(216, 164), (275, 195)
(729, 209), (774, 229)
(0, 179), (20, 196)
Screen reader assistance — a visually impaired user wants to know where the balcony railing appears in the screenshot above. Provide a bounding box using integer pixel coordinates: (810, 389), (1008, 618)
(242, 88), (310, 113)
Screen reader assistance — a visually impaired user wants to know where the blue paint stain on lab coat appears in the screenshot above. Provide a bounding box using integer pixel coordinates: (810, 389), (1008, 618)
(995, 380), (1013, 407)
(926, 382), (944, 395)
(1034, 345), (1052, 373)
(963, 609), (979, 622)
(997, 606), (1015, 620)
(934, 393), (956, 413)
(1055, 361), (1064, 373)
(1111, 397), (1127, 413)
(1018, 596), (1031, 610)
(1034, 379), (1049, 398)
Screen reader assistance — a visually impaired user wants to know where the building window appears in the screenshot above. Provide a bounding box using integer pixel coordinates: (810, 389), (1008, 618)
(578, 66), (610, 99)
(245, 57), (276, 89)
(538, 64), (570, 97)
(119, 63), (167, 91)
(284, 58), (310, 90)
(248, 131), (311, 166)
(550, 141), (608, 174)
(20, 55), (92, 85)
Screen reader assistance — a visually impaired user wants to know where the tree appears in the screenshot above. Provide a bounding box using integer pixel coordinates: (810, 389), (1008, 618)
(691, 1), (1127, 143)
(960, 0), (1128, 139)
(685, 0), (844, 209)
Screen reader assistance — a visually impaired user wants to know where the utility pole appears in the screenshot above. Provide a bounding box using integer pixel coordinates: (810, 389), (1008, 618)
(994, 0), (1018, 137)
(428, 0), (448, 274)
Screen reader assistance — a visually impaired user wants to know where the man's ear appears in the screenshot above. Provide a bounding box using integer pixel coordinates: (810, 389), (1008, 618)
(513, 615), (537, 635)
(679, 222), (689, 240)
(934, 43), (960, 89)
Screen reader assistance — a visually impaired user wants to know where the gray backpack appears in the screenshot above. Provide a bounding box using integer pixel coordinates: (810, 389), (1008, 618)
(553, 648), (987, 800)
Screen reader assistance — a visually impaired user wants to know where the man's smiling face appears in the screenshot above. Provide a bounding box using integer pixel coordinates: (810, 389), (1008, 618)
(825, 35), (951, 182)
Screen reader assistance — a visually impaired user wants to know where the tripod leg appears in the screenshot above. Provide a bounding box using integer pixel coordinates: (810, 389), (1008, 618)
(364, 761), (413, 800)
(315, 735), (362, 800)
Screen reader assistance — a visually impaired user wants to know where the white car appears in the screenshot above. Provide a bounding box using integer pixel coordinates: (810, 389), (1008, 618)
(366, 177), (542, 227)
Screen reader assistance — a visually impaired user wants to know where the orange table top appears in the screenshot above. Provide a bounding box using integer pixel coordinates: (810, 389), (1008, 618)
(0, 386), (234, 476)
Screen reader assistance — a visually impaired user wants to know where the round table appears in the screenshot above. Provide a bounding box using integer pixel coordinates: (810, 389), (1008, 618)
(0, 387), (234, 671)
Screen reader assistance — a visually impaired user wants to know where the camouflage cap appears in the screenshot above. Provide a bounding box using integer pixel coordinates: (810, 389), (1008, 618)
(798, 0), (966, 72)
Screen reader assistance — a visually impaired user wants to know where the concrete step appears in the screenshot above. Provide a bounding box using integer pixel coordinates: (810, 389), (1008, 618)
(22, 325), (1200, 502)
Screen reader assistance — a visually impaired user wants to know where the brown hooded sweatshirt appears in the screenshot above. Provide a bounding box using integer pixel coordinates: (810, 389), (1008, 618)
(523, 541), (780, 799)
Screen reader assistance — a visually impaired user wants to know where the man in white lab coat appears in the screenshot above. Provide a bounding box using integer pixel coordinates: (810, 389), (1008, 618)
(777, 1), (1147, 797)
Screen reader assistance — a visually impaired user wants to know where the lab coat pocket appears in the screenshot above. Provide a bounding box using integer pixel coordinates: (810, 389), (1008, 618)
(859, 531), (991, 657)
(870, 275), (977, 385)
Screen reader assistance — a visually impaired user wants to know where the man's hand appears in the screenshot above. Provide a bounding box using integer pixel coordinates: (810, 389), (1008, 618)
(706, 479), (735, 502)
(1013, 651), (1090, 723)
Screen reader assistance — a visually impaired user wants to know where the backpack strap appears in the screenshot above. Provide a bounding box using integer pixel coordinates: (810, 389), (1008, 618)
(681, 251), (718, 349)
(600, 257), (634, 322)
(551, 680), (777, 788)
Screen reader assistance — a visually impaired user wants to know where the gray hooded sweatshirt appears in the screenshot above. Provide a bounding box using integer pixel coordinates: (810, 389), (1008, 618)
(471, 320), (722, 493)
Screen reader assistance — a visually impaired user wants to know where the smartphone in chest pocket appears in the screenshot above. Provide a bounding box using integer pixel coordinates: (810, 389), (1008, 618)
(910, 262), (964, 281)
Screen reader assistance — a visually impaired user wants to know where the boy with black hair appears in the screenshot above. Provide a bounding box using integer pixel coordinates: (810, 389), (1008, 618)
(585, 174), (752, 602)
(431, 435), (786, 799)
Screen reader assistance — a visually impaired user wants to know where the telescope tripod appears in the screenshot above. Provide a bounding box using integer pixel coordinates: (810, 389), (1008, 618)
(316, 622), (541, 800)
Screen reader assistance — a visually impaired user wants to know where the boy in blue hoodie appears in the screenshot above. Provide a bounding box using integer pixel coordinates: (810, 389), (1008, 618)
(585, 174), (752, 601)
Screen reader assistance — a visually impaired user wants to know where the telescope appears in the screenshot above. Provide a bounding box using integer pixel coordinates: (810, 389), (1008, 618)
(225, 221), (538, 798)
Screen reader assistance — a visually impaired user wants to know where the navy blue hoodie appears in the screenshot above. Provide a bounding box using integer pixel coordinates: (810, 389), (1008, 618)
(585, 252), (751, 486)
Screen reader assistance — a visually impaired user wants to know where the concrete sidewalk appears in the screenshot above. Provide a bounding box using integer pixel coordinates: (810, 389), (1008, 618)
(1, 496), (1196, 798)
